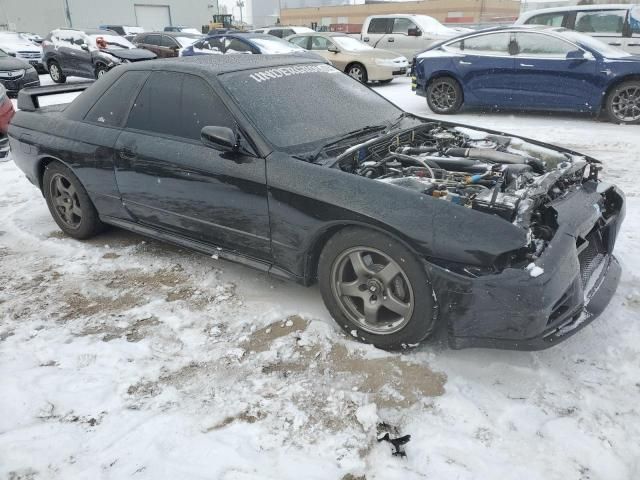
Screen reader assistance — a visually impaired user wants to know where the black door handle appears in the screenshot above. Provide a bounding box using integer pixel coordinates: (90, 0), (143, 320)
(118, 148), (137, 160)
(608, 42), (622, 46)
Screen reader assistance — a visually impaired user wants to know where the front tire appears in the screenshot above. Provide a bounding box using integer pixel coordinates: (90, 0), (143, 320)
(318, 227), (437, 350)
(48, 60), (66, 84)
(95, 64), (109, 79)
(43, 162), (104, 239)
(346, 63), (368, 83)
(426, 76), (463, 114)
(605, 80), (640, 124)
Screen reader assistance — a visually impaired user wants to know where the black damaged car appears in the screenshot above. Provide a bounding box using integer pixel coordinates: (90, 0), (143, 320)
(42, 28), (156, 82)
(8, 55), (625, 350)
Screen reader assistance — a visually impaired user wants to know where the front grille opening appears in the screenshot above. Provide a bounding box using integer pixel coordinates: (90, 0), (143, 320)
(578, 230), (607, 289)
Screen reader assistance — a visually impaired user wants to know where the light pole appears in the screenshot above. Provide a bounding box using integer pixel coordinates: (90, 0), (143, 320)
(236, 0), (244, 25)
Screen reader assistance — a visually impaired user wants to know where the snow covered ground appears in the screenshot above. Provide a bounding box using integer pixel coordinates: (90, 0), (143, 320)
(1, 76), (639, 480)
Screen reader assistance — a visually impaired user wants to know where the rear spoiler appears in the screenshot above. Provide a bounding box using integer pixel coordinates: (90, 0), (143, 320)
(17, 82), (94, 111)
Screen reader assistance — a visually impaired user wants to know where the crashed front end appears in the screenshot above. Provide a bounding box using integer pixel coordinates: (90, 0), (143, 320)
(333, 122), (625, 350)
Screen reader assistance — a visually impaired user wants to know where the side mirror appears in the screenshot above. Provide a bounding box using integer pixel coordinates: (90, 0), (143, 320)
(327, 44), (339, 53)
(201, 126), (238, 152)
(566, 49), (593, 61)
(407, 28), (422, 37)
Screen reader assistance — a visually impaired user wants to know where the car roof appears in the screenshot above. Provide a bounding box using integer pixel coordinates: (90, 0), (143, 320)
(122, 53), (324, 76)
(142, 31), (202, 37)
(204, 32), (273, 40)
(288, 32), (348, 37)
(517, 3), (637, 20)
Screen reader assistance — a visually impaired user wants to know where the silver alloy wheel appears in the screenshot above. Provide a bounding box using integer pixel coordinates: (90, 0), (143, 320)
(50, 173), (82, 229)
(429, 81), (457, 111)
(330, 246), (414, 335)
(49, 63), (60, 81)
(348, 65), (364, 82)
(611, 86), (640, 122)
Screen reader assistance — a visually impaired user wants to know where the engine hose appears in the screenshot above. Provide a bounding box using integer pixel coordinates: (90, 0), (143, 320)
(389, 153), (436, 178)
(445, 147), (545, 173)
(397, 146), (438, 155)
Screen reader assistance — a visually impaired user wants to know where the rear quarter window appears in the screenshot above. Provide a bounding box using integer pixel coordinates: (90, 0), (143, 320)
(84, 71), (149, 127)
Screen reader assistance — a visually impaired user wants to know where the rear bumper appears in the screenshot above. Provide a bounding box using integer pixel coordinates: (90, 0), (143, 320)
(428, 184), (625, 351)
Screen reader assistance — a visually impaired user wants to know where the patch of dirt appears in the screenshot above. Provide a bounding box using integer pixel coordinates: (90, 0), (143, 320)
(242, 315), (310, 353)
(62, 292), (142, 321)
(79, 315), (160, 342)
(101, 252), (120, 260)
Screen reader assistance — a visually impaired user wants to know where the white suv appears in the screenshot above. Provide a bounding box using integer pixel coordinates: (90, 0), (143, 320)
(515, 4), (640, 54)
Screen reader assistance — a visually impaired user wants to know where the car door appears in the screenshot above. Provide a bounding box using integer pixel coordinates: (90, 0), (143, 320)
(54, 31), (78, 75)
(160, 35), (180, 57)
(387, 17), (422, 59)
(139, 34), (162, 56)
(362, 18), (391, 48)
(73, 32), (95, 78)
(512, 32), (600, 110)
(309, 35), (349, 70)
(114, 71), (271, 259)
(449, 32), (515, 106)
(625, 7), (640, 54)
(572, 9), (627, 49)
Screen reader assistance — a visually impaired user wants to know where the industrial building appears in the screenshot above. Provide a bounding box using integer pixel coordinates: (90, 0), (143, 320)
(281, 0), (522, 28)
(0, 0), (216, 35)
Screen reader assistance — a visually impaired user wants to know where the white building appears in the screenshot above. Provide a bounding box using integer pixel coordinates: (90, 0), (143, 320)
(0, 0), (218, 35)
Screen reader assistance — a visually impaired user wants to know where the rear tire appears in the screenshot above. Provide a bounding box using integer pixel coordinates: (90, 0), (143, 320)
(426, 76), (463, 114)
(604, 80), (640, 124)
(346, 63), (368, 83)
(318, 227), (438, 350)
(43, 162), (104, 239)
(48, 60), (66, 84)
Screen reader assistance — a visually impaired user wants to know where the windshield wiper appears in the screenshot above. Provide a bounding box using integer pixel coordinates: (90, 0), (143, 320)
(301, 124), (388, 162)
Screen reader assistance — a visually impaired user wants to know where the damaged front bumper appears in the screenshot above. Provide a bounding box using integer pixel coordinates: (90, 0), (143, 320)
(427, 184), (625, 351)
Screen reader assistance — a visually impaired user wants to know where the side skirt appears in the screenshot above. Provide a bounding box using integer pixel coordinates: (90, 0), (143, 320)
(100, 216), (304, 284)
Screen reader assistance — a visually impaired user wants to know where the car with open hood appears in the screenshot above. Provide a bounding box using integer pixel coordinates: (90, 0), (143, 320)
(287, 32), (408, 83)
(42, 28), (157, 82)
(8, 55), (625, 351)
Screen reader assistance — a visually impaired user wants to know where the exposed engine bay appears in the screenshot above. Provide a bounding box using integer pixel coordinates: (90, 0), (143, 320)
(333, 123), (603, 263)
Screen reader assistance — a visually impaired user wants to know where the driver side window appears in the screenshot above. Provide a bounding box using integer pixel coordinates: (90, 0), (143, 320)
(515, 33), (575, 58)
(311, 36), (332, 50)
(392, 18), (418, 35)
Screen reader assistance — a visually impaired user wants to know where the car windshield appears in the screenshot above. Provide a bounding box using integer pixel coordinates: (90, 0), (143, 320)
(250, 37), (305, 54)
(413, 15), (458, 35)
(562, 30), (631, 58)
(90, 34), (135, 50)
(219, 63), (402, 151)
(332, 36), (373, 51)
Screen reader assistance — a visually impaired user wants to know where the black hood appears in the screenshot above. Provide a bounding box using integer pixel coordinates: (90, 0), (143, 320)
(104, 48), (157, 61)
(0, 56), (32, 71)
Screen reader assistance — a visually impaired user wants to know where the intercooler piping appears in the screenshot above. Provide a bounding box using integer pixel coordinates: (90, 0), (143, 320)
(446, 147), (545, 173)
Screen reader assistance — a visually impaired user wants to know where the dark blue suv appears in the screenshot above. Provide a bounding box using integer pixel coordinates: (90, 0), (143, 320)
(413, 26), (640, 124)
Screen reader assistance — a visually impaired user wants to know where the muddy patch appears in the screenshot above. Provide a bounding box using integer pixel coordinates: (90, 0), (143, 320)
(79, 315), (161, 342)
(62, 292), (142, 321)
(242, 315), (310, 353)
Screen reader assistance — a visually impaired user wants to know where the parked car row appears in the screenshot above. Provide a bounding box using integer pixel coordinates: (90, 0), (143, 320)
(412, 26), (640, 124)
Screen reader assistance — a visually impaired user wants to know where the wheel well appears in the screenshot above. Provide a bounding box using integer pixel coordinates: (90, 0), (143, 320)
(36, 157), (62, 190)
(426, 74), (463, 100)
(345, 61), (365, 74)
(602, 75), (640, 109)
(304, 222), (424, 285)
